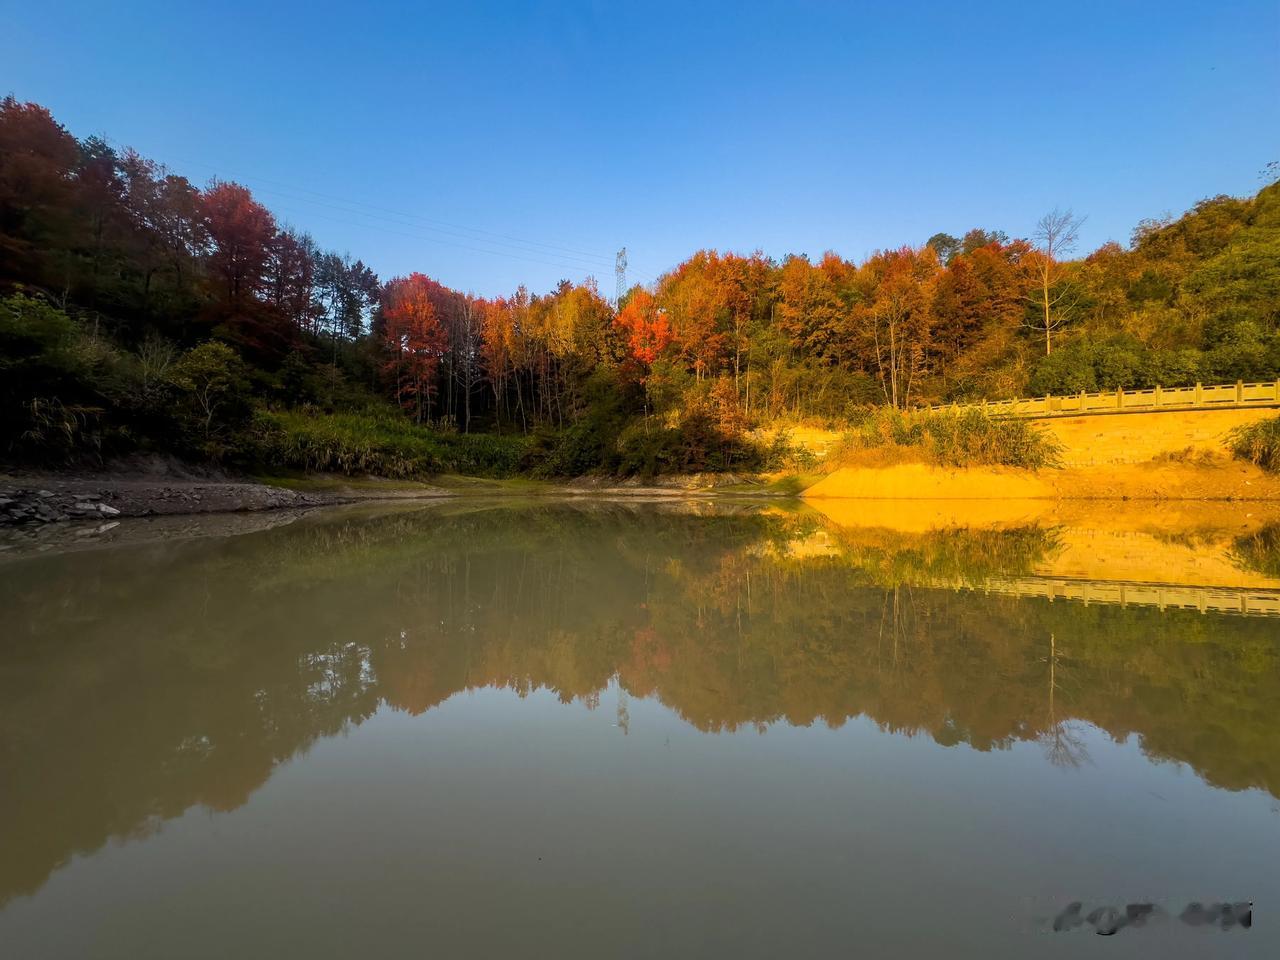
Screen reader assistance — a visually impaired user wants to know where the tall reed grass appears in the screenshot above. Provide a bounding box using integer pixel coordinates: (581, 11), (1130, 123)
(830, 407), (1062, 470)
(1228, 416), (1280, 472)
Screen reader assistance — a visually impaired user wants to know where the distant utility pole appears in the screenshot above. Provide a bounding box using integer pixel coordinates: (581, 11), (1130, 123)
(615, 247), (627, 307)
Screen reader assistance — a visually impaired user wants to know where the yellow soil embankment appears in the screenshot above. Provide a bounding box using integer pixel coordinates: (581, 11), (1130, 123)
(795, 406), (1280, 502)
(1040, 407), (1277, 466)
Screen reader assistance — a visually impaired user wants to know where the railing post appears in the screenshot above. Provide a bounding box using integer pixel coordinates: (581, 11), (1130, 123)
(1117, 386), (1124, 410)
(1236, 379), (1244, 403)
(1155, 384), (1162, 407)
(1195, 381), (1203, 406)
(1079, 389), (1085, 412)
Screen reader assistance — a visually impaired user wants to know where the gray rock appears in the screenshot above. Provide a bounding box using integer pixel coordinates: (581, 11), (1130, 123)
(98, 503), (122, 516)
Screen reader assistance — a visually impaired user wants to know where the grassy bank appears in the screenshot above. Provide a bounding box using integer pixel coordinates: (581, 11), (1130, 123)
(828, 408), (1062, 470)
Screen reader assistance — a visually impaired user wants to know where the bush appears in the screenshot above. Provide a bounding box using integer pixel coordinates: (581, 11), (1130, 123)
(1028, 326), (1280, 397)
(1, 291), (140, 462)
(167, 342), (252, 455)
(249, 408), (529, 478)
(525, 368), (644, 477)
(615, 409), (764, 479)
(1027, 335), (1211, 394)
(832, 407), (1061, 470)
(1227, 415), (1280, 472)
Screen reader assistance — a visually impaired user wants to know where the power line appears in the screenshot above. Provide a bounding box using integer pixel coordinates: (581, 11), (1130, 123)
(105, 136), (619, 268)
(249, 182), (615, 272)
(102, 134), (663, 290)
(268, 202), (608, 279)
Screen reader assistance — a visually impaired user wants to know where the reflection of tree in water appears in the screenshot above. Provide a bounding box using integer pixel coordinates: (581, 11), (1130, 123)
(1038, 633), (1090, 769)
(1, 503), (1277, 906)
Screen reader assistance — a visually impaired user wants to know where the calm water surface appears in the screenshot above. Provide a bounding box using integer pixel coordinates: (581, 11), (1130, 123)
(1, 500), (1277, 958)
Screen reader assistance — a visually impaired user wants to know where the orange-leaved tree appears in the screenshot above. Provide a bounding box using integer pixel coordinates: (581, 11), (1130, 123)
(381, 273), (446, 422)
(614, 289), (672, 365)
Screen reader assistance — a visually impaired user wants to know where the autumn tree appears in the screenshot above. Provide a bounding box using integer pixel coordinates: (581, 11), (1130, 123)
(614, 288), (672, 364)
(117, 151), (208, 318)
(381, 273), (446, 422)
(0, 97), (82, 292)
(202, 180), (276, 311)
(855, 246), (940, 408)
(266, 229), (319, 332)
(657, 251), (730, 381)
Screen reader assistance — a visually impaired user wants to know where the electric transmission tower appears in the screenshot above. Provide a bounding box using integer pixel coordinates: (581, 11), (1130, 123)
(615, 247), (627, 307)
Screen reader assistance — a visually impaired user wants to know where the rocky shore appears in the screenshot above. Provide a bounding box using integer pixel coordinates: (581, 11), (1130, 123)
(0, 477), (338, 526)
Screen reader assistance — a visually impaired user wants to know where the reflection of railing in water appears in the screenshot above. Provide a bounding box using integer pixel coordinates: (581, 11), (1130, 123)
(953, 577), (1280, 617)
(926, 379), (1280, 419)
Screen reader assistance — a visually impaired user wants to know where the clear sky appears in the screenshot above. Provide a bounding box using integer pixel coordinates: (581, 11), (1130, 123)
(4, 0), (1277, 296)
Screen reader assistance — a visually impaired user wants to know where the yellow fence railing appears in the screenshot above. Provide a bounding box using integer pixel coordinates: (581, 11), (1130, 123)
(928, 379), (1280, 419)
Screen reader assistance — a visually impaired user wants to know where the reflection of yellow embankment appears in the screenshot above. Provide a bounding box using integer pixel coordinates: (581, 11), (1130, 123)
(804, 494), (1052, 532)
(1031, 526), (1280, 589)
(801, 499), (1280, 591)
(804, 460), (1280, 501)
(804, 464), (1054, 501)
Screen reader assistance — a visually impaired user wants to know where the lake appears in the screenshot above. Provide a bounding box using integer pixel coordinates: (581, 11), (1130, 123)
(1, 499), (1276, 958)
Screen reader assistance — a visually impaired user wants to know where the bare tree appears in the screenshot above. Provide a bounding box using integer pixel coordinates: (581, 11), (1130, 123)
(454, 294), (481, 433)
(137, 333), (176, 392)
(1038, 633), (1091, 769)
(1024, 208), (1085, 356)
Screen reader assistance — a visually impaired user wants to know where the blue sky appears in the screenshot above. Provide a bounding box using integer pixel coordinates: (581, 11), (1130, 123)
(4, 0), (1277, 296)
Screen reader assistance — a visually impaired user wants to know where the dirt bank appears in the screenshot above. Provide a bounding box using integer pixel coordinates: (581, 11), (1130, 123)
(1038, 407), (1276, 466)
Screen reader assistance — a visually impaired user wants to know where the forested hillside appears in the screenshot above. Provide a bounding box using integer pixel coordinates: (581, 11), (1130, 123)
(2, 97), (1277, 477)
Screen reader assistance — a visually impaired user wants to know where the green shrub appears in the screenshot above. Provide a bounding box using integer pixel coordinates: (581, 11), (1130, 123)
(526, 367), (644, 477)
(249, 408), (529, 478)
(833, 407), (1061, 470)
(1, 291), (141, 462)
(614, 410), (764, 479)
(1227, 415), (1280, 472)
(167, 342), (252, 455)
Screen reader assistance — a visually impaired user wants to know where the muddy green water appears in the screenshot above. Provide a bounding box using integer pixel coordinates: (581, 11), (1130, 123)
(1, 501), (1276, 958)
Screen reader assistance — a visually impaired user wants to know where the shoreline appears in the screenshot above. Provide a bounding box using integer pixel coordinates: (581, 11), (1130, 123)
(4, 452), (1279, 528)
(0, 469), (789, 527)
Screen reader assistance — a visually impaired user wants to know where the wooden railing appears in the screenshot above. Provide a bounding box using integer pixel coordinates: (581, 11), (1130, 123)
(928, 379), (1280, 419)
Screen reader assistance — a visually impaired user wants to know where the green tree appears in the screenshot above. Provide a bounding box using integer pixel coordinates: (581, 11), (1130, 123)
(168, 341), (250, 443)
